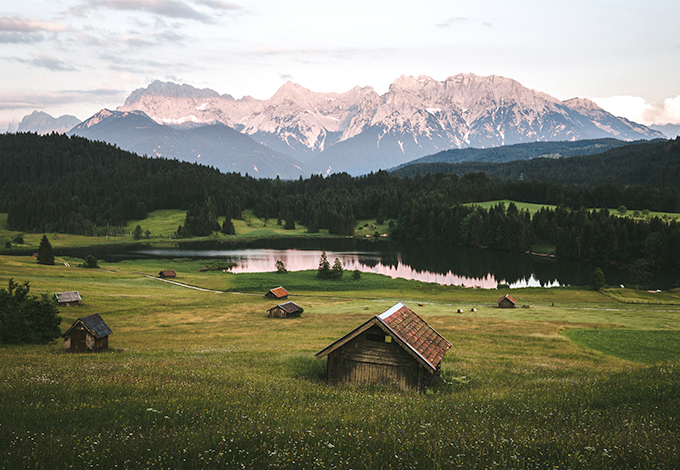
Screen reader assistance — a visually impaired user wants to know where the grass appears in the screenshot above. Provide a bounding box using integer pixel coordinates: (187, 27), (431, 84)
(125, 209), (187, 237)
(564, 329), (680, 363)
(470, 199), (680, 220)
(2, 254), (680, 468)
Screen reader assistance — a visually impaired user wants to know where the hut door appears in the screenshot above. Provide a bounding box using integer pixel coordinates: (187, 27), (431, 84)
(72, 328), (87, 351)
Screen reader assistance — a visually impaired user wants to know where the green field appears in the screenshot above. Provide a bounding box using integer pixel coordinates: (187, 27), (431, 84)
(470, 199), (680, 220)
(1, 252), (680, 469)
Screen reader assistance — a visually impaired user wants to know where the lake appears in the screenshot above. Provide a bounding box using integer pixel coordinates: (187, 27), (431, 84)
(90, 238), (666, 289)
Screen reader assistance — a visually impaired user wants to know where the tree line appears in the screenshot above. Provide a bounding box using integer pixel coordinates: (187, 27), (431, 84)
(2, 132), (680, 275)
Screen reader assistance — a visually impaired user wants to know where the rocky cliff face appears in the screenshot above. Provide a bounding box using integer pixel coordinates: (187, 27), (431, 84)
(116, 74), (665, 175)
(17, 111), (81, 134)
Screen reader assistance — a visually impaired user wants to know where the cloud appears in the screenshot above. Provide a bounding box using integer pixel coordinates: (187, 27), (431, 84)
(593, 95), (680, 126)
(29, 54), (77, 72)
(10, 53), (78, 72)
(0, 31), (45, 43)
(76, 0), (215, 23)
(0, 16), (70, 43)
(0, 16), (69, 32)
(194, 0), (241, 10)
(0, 88), (124, 111)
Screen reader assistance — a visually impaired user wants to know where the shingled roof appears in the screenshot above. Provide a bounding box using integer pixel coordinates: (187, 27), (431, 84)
(271, 301), (302, 314)
(63, 313), (113, 339)
(268, 286), (289, 298)
(315, 302), (451, 373)
(54, 291), (82, 303)
(498, 294), (516, 304)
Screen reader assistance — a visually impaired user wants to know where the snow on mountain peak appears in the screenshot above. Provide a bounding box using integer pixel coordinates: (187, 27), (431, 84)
(111, 74), (664, 173)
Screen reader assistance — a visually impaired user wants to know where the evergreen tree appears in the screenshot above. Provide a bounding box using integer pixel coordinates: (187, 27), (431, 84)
(37, 235), (54, 266)
(331, 258), (344, 280)
(222, 219), (236, 235)
(317, 251), (331, 279)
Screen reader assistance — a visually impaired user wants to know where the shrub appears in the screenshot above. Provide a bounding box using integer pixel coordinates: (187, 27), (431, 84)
(85, 255), (98, 269)
(0, 279), (62, 344)
(591, 268), (606, 291)
(275, 260), (287, 274)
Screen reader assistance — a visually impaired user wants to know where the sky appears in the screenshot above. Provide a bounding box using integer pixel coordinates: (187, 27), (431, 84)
(2, 0), (680, 132)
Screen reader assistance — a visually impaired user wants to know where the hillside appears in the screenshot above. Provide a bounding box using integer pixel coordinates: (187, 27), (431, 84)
(393, 138), (680, 190)
(393, 138), (636, 168)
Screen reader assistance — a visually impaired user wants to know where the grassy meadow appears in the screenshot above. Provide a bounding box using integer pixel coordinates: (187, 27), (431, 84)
(470, 199), (680, 221)
(1, 251), (680, 469)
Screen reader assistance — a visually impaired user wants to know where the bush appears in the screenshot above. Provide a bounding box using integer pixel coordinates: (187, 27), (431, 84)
(84, 255), (98, 269)
(275, 260), (287, 274)
(591, 267), (606, 291)
(0, 279), (62, 344)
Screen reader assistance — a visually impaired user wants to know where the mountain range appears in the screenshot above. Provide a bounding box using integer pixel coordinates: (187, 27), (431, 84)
(68, 109), (310, 179)
(24, 74), (670, 177)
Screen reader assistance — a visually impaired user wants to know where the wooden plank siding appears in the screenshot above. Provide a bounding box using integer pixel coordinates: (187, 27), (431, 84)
(326, 326), (425, 391)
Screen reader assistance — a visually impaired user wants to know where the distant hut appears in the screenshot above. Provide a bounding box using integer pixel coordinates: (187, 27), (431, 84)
(159, 270), (176, 279)
(498, 294), (516, 308)
(54, 291), (82, 307)
(63, 313), (112, 352)
(267, 301), (303, 318)
(264, 286), (289, 300)
(315, 302), (452, 392)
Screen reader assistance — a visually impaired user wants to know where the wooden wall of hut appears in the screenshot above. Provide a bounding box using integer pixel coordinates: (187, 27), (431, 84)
(326, 325), (429, 391)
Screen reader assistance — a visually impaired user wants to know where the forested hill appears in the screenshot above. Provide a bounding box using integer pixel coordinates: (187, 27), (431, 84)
(394, 138), (636, 169)
(394, 139), (680, 190)
(3, 132), (680, 274)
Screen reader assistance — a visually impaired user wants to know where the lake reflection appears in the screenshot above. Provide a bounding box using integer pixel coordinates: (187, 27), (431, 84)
(133, 246), (561, 289)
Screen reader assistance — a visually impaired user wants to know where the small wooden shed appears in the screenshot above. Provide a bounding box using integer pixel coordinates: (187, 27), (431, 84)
(265, 286), (289, 300)
(498, 294), (516, 308)
(63, 313), (112, 352)
(315, 302), (452, 392)
(159, 270), (176, 279)
(54, 291), (82, 307)
(267, 301), (303, 318)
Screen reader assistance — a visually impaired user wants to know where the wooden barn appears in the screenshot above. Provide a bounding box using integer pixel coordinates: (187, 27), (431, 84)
(267, 301), (303, 318)
(264, 286), (289, 300)
(158, 270), (176, 279)
(54, 291), (82, 307)
(498, 294), (517, 308)
(63, 313), (112, 352)
(315, 302), (452, 392)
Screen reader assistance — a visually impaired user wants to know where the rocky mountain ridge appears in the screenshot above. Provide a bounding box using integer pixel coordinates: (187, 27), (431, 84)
(117, 74), (664, 174)
(68, 109), (310, 179)
(17, 111), (81, 135)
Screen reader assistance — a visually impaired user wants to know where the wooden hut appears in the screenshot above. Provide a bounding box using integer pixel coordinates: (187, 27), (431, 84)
(315, 302), (452, 392)
(158, 270), (176, 279)
(63, 313), (112, 352)
(498, 294), (516, 308)
(264, 286), (289, 300)
(54, 291), (82, 307)
(267, 301), (303, 318)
